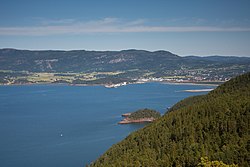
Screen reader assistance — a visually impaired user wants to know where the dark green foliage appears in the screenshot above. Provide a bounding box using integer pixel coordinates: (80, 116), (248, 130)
(168, 95), (206, 113)
(0, 71), (29, 84)
(128, 108), (161, 120)
(0, 71), (28, 77)
(90, 72), (250, 166)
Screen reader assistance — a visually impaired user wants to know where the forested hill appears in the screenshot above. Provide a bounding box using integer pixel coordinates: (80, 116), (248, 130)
(1, 48), (249, 85)
(90, 72), (250, 167)
(0, 49), (180, 72)
(0, 48), (249, 73)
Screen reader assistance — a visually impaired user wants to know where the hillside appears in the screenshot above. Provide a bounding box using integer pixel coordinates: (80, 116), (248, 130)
(0, 49), (249, 85)
(90, 72), (250, 166)
(0, 49), (181, 72)
(128, 109), (161, 120)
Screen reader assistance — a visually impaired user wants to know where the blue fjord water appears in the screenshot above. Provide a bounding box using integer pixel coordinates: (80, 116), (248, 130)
(0, 83), (215, 167)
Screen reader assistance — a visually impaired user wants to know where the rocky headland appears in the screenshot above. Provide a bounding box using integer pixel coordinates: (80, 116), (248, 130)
(118, 109), (161, 124)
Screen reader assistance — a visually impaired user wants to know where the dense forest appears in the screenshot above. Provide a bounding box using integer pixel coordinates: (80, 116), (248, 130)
(90, 72), (250, 166)
(128, 109), (161, 120)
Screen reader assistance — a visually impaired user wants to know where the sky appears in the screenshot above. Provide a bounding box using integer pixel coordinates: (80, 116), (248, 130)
(0, 0), (250, 56)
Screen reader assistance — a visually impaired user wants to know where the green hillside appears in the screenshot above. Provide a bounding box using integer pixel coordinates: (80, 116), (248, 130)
(128, 109), (161, 120)
(1, 49), (250, 85)
(90, 72), (250, 166)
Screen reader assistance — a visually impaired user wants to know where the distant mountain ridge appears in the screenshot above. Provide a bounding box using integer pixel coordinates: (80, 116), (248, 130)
(0, 48), (249, 85)
(185, 55), (250, 64)
(0, 48), (181, 72)
(0, 48), (249, 73)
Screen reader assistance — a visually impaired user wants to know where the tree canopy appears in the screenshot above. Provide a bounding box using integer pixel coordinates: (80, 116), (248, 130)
(128, 108), (161, 120)
(90, 72), (250, 167)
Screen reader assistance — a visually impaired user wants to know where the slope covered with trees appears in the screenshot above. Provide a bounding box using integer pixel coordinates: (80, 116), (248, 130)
(90, 72), (250, 166)
(1, 49), (249, 85)
(128, 109), (161, 120)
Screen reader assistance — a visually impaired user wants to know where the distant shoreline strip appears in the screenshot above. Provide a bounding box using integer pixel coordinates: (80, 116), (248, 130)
(182, 88), (214, 92)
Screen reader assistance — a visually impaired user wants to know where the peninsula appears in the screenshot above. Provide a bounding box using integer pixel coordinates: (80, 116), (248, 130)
(119, 109), (161, 124)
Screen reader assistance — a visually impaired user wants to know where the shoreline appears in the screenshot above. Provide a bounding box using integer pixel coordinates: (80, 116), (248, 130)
(118, 116), (156, 124)
(182, 88), (214, 92)
(161, 81), (221, 86)
(118, 117), (155, 124)
(0, 80), (222, 87)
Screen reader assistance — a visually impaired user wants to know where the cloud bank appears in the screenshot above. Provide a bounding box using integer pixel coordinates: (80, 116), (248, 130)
(0, 18), (250, 36)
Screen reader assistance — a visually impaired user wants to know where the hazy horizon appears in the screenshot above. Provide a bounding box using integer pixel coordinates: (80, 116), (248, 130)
(1, 47), (250, 57)
(1, 0), (250, 56)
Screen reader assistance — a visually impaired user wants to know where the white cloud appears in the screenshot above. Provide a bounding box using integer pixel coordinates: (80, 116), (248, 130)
(0, 18), (250, 36)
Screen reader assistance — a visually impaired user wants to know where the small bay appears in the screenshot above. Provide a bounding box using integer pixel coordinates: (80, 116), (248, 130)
(0, 83), (215, 166)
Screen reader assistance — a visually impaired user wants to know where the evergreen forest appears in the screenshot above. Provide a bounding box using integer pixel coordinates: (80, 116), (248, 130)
(90, 72), (250, 166)
(128, 109), (161, 120)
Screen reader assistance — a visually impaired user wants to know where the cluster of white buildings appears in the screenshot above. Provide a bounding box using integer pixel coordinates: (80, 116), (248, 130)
(104, 82), (127, 88)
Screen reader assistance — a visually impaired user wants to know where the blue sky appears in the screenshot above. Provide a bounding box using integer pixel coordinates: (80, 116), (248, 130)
(0, 0), (250, 56)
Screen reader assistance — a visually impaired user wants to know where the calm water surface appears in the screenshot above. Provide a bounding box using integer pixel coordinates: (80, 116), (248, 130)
(0, 83), (215, 166)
